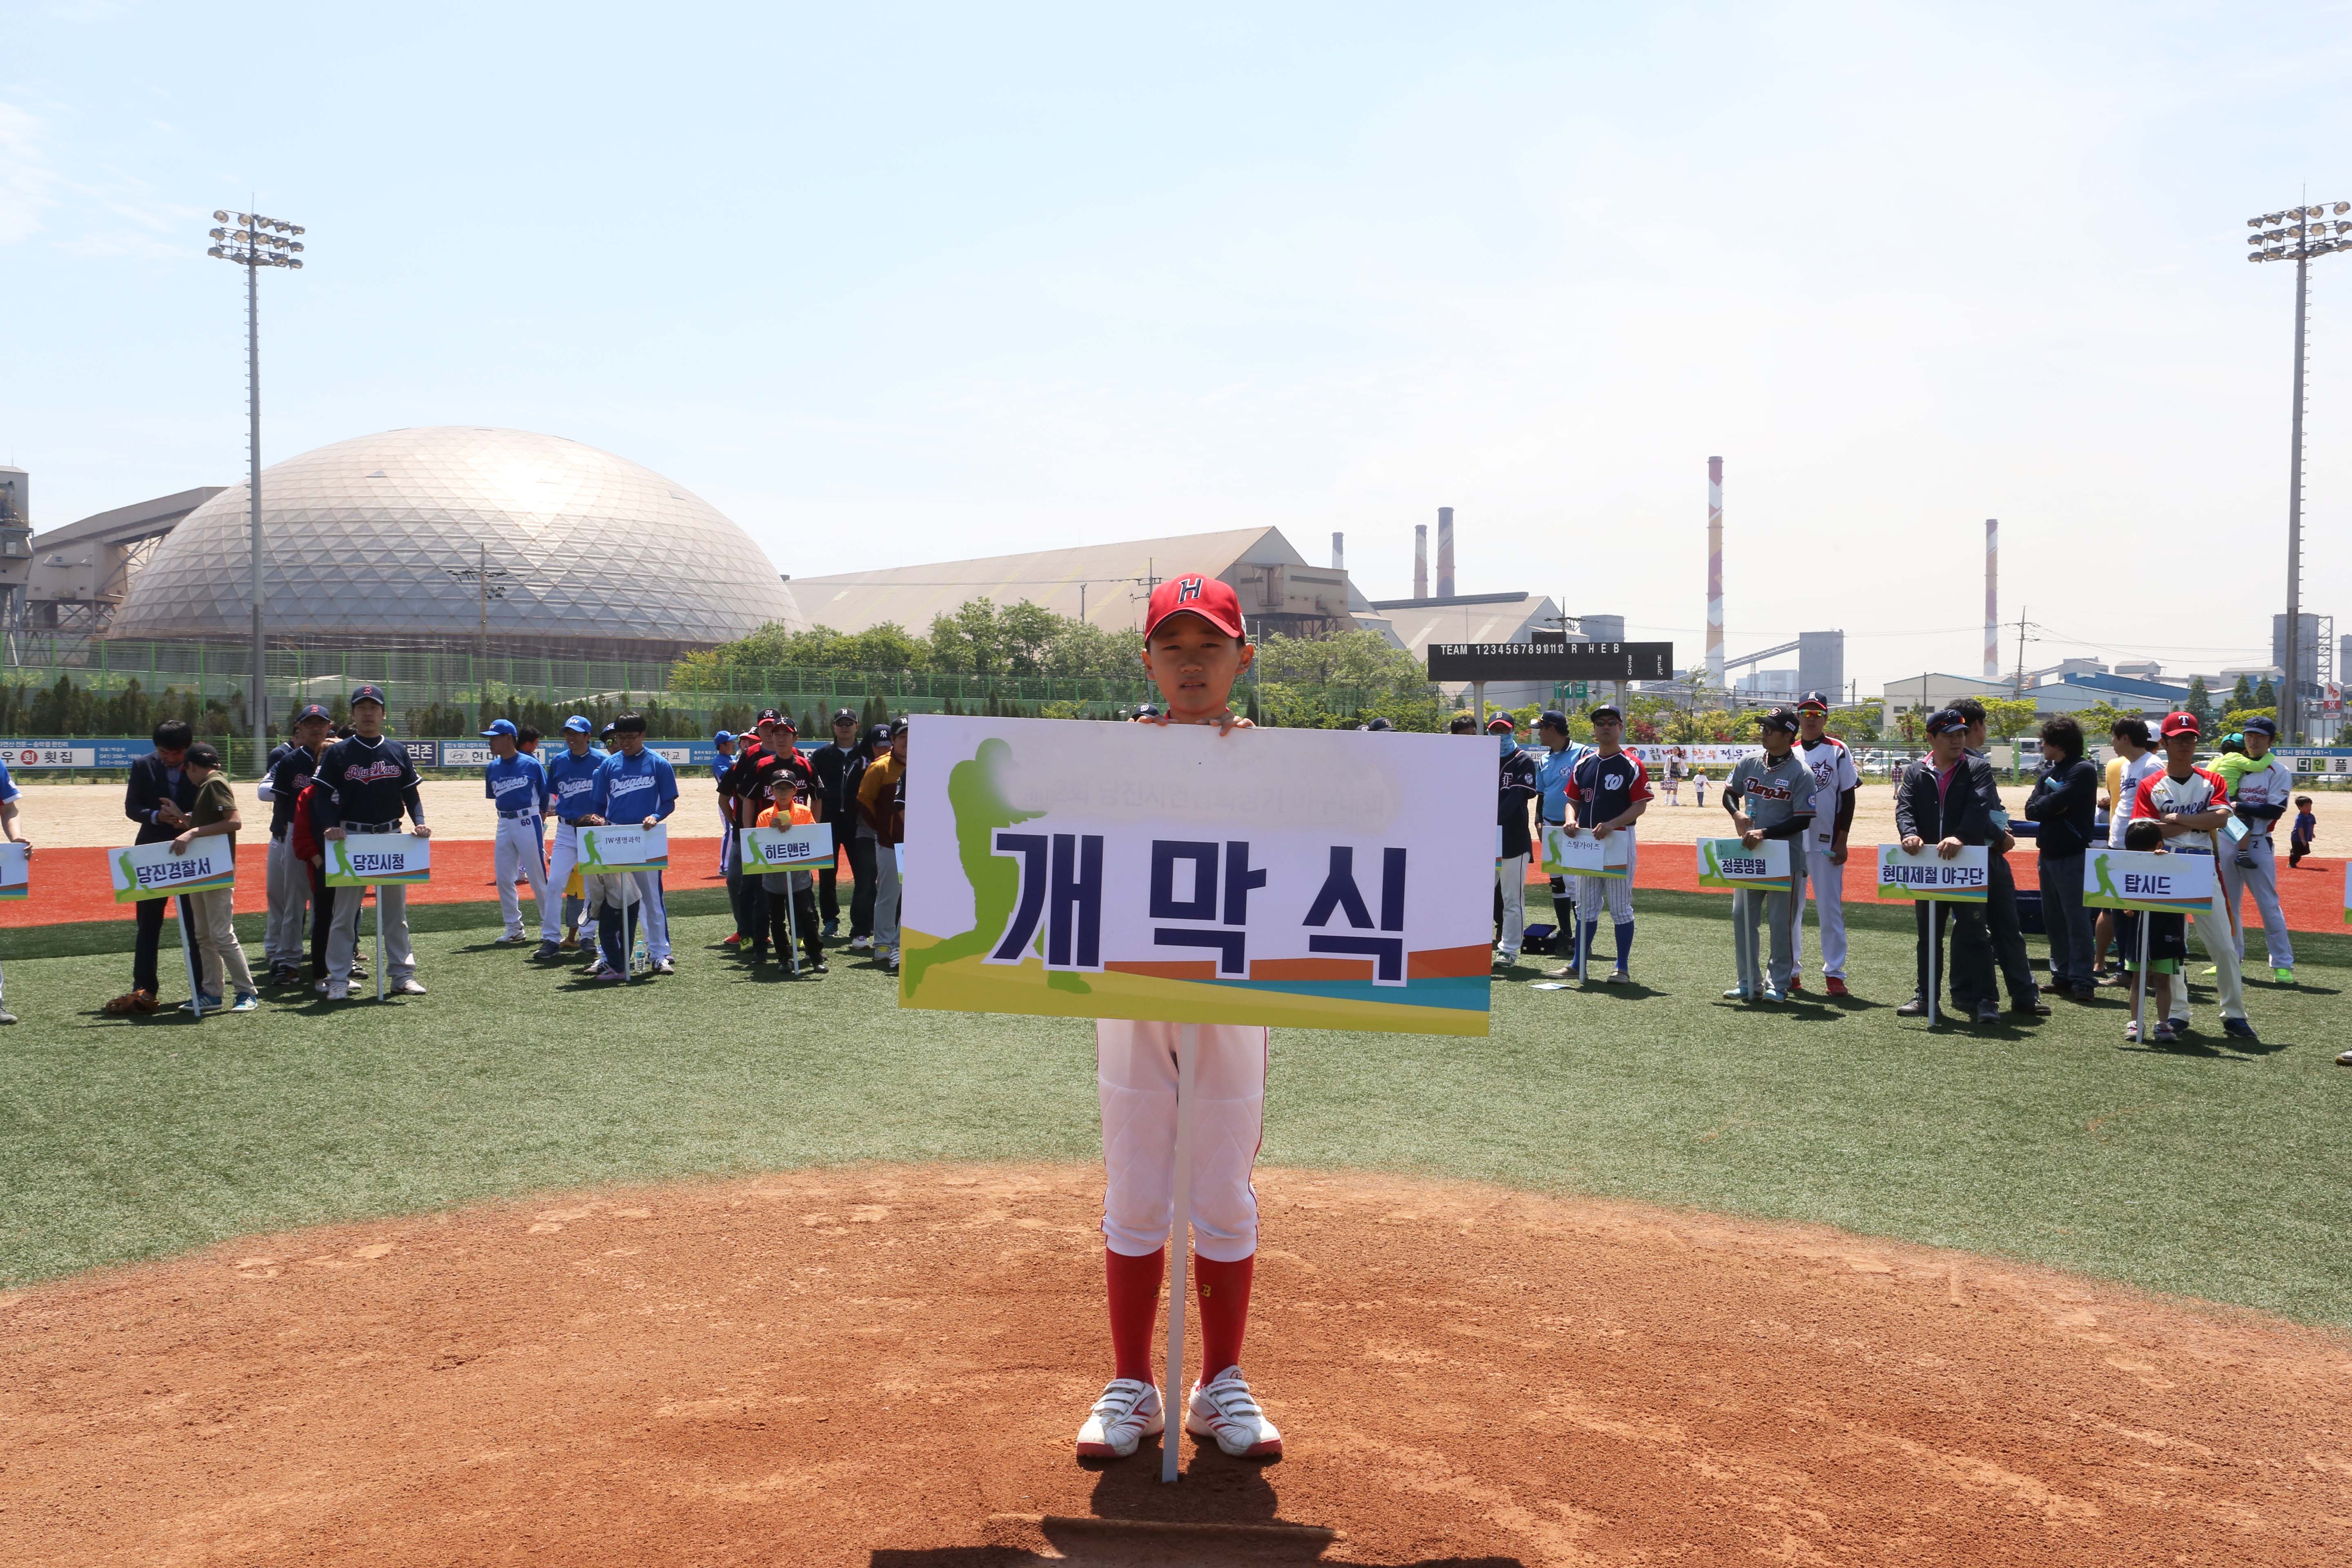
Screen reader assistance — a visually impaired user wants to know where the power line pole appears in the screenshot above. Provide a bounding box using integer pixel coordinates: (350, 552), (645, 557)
(207, 207), (305, 774)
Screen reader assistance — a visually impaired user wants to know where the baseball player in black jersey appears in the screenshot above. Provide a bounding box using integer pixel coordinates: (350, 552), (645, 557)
(263, 703), (333, 986)
(311, 685), (430, 1000)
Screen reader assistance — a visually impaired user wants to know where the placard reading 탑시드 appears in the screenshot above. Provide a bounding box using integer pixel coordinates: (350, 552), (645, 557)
(2082, 849), (2215, 913)
(897, 716), (1494, 1036)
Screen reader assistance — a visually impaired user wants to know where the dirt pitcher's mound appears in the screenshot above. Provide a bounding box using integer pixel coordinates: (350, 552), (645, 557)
(4, 1168), (2350, 1567)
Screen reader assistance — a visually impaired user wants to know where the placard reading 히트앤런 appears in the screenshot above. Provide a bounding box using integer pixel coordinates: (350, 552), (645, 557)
(896, 715), (1494, 1036)
(744, 821), (833, 871)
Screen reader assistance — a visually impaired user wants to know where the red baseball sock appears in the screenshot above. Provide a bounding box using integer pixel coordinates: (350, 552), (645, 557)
(1106, 1246), (1165, 1383)
(1194, 1252), (1255, 1382)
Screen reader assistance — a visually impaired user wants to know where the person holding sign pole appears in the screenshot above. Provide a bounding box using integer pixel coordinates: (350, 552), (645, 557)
(263, 704), (332, 986)
(105, 719), (201, 1016)
(592, 714), (680, 976)
(2114, 819), (2188, 1042)
(1893, 709), (2001, 1025)
(809, 708), (864, 939)
(172, 742), (260, 1013)
(1721, 708), (1815, 1002)
(754, 775), (827, 973)
(1556, 704), (1649, 982)
(313, 686), (430, 1001)
(0, 751), (26, 1023)
(856, 720), (906, 972)
(1489, 715), (1541, 970)
(2023, 716), (2100, 1001)
(2129, 712), (2257, 1041)
(540, 717), (608, 959)
(1532, 710), (1584, 906)
(1791, 693), (1859, 996)
(1074, 572), (1282, 1468)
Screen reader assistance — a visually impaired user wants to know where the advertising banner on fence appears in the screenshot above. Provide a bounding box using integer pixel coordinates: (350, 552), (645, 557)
(577, 824), (668, 874)
(110, 839), (235, 903)
(898, 715), (1493, 1036)
(744, 821), (833, 871)
(1540, 826), (1630, 880)
(1695, 837), (1790, 893)
(0, 842), (28, 900)
(324, 833), (432, 887)
(443, 739), (728, 770)
(2, 739), (158, 769)
(1875, 844), (1991, 902)
(2081, 849), (2215, 913)
(1628, 744), (1762, 769)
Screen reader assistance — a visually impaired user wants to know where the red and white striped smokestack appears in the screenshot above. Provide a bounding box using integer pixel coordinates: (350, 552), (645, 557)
(1437, 506), (1455, 598)
(1706, 458), (1724, 688)
(1984, 519), (1999, 680)
(1331, 532), (1344, 570)
(1414, 523), (1428, 599)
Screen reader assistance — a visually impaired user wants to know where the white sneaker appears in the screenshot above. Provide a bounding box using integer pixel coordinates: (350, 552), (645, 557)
(1075, 1377), (1165, 1459)
(848, 935), (874, 951)
(389, 977), (427, 996)
(494, 931), (524, 944)
(1186, 1366), (1282, 1458)
(325, 982), (349, 1002)
(653, 957), (675, 975)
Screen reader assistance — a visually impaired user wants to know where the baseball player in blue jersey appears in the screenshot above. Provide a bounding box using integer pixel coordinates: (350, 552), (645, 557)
(0, 752), (24, 1023)
(1532, 709), (1586, 903)
(540, 716), (610, 956)
(711, 730), (736, 875)
(480, 719), (552, 945)
(589, 713), (680, 977)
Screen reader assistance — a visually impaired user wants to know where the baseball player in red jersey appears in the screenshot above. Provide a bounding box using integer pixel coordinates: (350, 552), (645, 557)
(1075, 572), (1283, 1466)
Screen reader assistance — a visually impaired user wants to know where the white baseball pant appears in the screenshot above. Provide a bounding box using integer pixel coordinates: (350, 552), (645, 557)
(2217, 834), (2294, 970)
(1573, 832), (1638, 925)
(1495, 853), (1528, 959)
(1795, 845), (1849, 980)
(1098, 1020), (1266, 1264)
(2171, 855), (2248, 1022)
(263, 832), (310, 970)
(493, 814), (551, 939)
(626, 869), (669, 960)
(543, 820), (589, 943)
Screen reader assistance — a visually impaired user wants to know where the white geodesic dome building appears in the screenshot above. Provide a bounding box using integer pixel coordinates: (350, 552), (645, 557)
(108, 427), (806, 658)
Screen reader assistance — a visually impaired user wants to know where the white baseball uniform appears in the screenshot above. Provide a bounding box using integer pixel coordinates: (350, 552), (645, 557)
(483, 751), (551, 940)
(1794, 734), (1860, 981)
(1098, 1020), (1266, 1264)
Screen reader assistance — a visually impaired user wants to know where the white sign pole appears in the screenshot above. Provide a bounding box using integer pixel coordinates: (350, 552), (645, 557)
(374, 889), (384, 1002)
(625, 888), (637, 984)
(2134, 917), (2149, 1041)
(1926, 903), (1939, 1028)
(784, 877), (800, 977)
(1160, 1022), (1198, 1484)
(180, 896), (204, 1018)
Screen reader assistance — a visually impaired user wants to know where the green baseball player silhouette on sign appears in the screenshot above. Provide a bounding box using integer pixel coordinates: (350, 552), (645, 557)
(581, 829), (605, 868)
(333, 839), (354, 880)
(1704, 841), (1724, 881)
(117, 848), (137, 894)
(2092, 852), (2120, 903)
(904, 737), (1087, 998)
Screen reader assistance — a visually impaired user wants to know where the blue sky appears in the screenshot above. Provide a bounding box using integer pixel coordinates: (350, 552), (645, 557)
(6, 1), (2352, 691)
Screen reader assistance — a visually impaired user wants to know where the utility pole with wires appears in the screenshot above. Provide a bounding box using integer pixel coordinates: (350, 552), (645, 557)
(206, 206), (305, 773)
(445, 547), (510, 729)
(2012, 607), (2030, 697)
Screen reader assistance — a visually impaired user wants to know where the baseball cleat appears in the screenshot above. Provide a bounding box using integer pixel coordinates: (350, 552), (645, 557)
(494, 931), (525, 944)
(2221, 1018), (2259, 1041)
(594, 968), (628, 984)
(1787, 974), (1804, 992)
(2336, 1049), (2352, 1067)
(535, 940), (562, 960)
(230, 993), (260, 1012)
(848, 935), (873, 951)
(0, 1009), (16, 1025)
(1760, 986), (1786, 1004)
(1075, 1377), (1164, 1459)
(324, 982), (349, 1002)
(653, 957), (675, 975)
(722, 933), (743, 947)
(1825, 976), (1850, 997)
(1723, 986), (1750, 1001)
(1186, 1367), (1282, 1458)
(388, 977), (427, 996)
(822, 920), (840, 938)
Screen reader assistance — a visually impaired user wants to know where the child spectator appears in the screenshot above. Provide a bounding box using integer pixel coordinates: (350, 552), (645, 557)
(172, 742), (259, 1013)
(2290, 795), (2317, 869)
(2115, 818), (2184, 1044)
(754, 777), (826, 973)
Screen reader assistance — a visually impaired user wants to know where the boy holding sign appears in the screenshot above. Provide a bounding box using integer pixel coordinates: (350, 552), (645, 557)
(172, 743), (260, 1012)
(1074, 573), (1283, 1466)
(1720, 708), (1815, 1002)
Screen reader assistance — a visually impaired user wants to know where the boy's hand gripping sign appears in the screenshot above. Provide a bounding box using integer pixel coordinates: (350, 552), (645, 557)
(896, 715), (1495, 1035)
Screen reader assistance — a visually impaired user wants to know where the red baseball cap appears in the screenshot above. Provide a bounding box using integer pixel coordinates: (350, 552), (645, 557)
(1143, 573), (1246, 639)
(2160, 711), (2201, 738)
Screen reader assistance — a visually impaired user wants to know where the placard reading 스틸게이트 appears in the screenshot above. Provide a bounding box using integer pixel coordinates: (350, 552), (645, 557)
(2080, 849), (2215, 913)
(1541, 826), (1630, 880)
(896, 715), (1493, 1036)
(0, 841), (25, 901)
(1695, 837), (1789, 893)
(1875, 844), (1990, 902)
(323, 833), (432, 888)
(110, 839), (236, 903)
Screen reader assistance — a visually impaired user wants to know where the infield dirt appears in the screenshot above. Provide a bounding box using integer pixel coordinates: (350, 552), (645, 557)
(4, 1165), (2347, 1566)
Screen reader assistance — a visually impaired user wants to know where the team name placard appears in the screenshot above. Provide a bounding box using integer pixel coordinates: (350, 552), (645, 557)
(1541, 826), (1629, 880)
(898, 716), (1492, 1036)
(576, 824), (668, 874)
(1695, 837), (1789, 893)
(744, 822), (834, 871)
(2082, 849), (2214, 913)
(0, 842), (25, 901)
(1875, 844), (1991, 902)
(110, 839), (236, 903)
(324, 833), (432, 887)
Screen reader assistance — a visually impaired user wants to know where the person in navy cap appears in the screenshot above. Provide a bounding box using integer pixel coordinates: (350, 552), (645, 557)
(262, 702), (334, 987)
(710, 729), (737, 875)
(311, 684), (430, 1000)
(540, 714), (609, 959)
(480, 718), (552, 944)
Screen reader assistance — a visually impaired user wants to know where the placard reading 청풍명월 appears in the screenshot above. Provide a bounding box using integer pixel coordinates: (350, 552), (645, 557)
(1695, 837), (1789, 893)
(896, 715), (1494, 1036)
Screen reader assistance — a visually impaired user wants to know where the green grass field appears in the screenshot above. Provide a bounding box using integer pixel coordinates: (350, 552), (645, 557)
(3, 889), (2346, 1327)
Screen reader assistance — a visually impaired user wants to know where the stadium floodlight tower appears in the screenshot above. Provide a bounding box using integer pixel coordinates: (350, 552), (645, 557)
(2245, 198), (2350, 744)
(207, 208), (305, 774)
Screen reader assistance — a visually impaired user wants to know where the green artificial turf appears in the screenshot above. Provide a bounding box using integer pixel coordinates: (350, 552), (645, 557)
(2, 891), (2346, 1328)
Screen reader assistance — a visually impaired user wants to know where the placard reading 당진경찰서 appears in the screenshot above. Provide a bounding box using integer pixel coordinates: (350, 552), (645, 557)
(110, 839), (236, 902)
(896, 715), (1494, 1036)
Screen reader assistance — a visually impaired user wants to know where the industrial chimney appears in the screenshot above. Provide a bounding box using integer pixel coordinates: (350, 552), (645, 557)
(1437, 507), (1455, 598)
(1331, 532), (1345, 570)
(1706, 458), (1724, 689)
(1984, 519), (2000, 680)
(1413, 524), (1428, 599)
